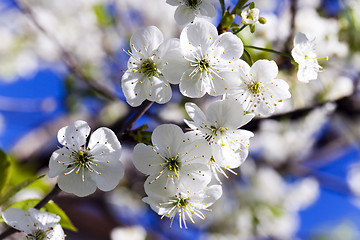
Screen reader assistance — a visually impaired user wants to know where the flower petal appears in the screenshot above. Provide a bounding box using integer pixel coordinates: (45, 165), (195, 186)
(130, 26), (164, 58)
(29, 208), (60, 226)
(185, 102), (207, 124)
(179, 69), (206, 98)
(151, 124), (186, 156)
(57, 170), (96, 197)
(57, 120), (90, 149)
(161, 49), (188, 84)
(166, 0), (181, 6)
(132, 143), (163, 175)
(251, 59), (279, 82)
(121, 71), (148, 107)
(90, 150), (124, 191)
(174, 5), (195, 25)
(294, 32), (309, 46)
(48, 148), (73, 178)
(180, 19), (218, 52)
(88, 127), (121, 154)
(199, 2), (216, 18)
(2, 208), (36, 234)
(212, 32), (244, 60)
(148, 76), (172, 104)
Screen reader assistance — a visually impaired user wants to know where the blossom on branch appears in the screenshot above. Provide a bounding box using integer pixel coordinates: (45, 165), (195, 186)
(184, 99), (254, 183)
(122, 26), (178, 107)
(166, 0), (216, 25)
(48, 120), (124, 197)
(2, 208), (65, 240)
(143, 181), (222, 229)
(291, 32), (326, 83)
(132, 124), (212, 192)
(227, 59), (291, 117)
(162, 19), (244, 98)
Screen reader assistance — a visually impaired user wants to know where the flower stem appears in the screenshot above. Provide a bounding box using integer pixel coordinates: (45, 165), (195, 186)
(244, 45), (292, 58)
(232, 25), (246, 34)
(0, 184), (62, 240)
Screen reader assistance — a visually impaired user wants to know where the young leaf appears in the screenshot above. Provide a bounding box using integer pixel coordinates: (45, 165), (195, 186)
(0, 175), (44, 206)
(5, 199), (78, 232)
(0, 149), (11, 196)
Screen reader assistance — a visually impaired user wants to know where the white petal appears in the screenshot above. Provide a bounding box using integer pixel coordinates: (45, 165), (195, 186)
(297, 64), (318, 82)
(90, 151), (124, 191)
(88, 127), (121, 154)
(212, 32), (244, 60)
(251, 59), (279, 82)
(180, 19), (218, 52)
(161, 49), (188, 85)
(130, 26), (164, 57)
(210, 71), (240, 96)
(48, 148), (73, 178)
(206, 99), (253, 128)
(121, 71), (148, 107)
(29, 208), (60, 226)
(174, 5), (196, 25)
(185, 102), (207, 124)
(179, 163), (212, 192)
(212, 143), (242, 168)
(46, 224), (65, 240)
(192, 185), (222, 209)
(294, 32), (309, 46)
(199, 2), (216, 18)
(2, 208), (36, 234)
(57, 120), (90, 149)
(179, 69), (206, 98)
(148, 76), (172, 104)
(156, 38), (180, 59)
(57, 170), (96, 197)
(132, 143), (163, 175)
(166, 0), (181, 6)
(151, 124), (186, 156)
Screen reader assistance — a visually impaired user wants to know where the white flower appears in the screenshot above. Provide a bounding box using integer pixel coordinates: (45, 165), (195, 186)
(132, 124), (211, 192)
(184, 99), (254, 183)
(143, 182), (222, 229)
(48, 120), (124, 197)
(291, 32), (325, 83)
(121, 26), (178, 107)
(241, 7), (260, 25)
(227, 59), (291, 117)
(162, 19), (244, 98)
(166, 0), (216, 25)
(2, 208), (65, 240)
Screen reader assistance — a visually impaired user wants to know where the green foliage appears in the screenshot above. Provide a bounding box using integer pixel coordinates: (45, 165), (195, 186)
(5, 199), (77, 232)
(0, 149), (11, 196)
(129, 124), (152, 145)
(93, 4), (115, 27)
(0, 175), (44, 206)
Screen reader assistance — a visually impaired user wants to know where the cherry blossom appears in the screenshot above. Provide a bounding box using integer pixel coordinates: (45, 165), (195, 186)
(48, 120), (124, 197)
(166, 0), (216, 25)
(227, 59), (291, 117)
(184, 99), (254, 183)
(2, 208), (65, 240)
(162, 19), (244, 98)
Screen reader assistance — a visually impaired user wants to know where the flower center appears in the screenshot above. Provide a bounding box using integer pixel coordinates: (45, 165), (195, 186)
(75, 150), (92, 164)
(27, 230), (47, 240)
(140, 58), (158, 77)
(186, 0), (201, 8)
(166, 156), (181, 178)
(248, 81), (262, 94)
(198, 58), (211, 73)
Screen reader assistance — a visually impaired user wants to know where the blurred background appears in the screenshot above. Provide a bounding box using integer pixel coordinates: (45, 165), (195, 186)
(1, 0), (360, 239)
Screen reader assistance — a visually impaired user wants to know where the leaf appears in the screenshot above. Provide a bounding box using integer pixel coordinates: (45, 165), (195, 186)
(0, 175), (44, 206)
(219, 0), (225, 15)
(5, 199), (77, 232)
(129, 124), (152, 145)
(0, 149), (11, 196)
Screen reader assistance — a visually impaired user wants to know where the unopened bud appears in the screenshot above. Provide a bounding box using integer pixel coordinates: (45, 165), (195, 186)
(259, 17), (266, 24)
(250, 2), (255, 9)
(218, 10), (235, 34)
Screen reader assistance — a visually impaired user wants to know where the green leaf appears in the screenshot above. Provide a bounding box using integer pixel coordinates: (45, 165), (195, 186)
(219, 0), (225, 15)
(0, 175), (44, 206)
(0, 149), (11, 196)
(5, 199), (77, 232)
(129, 124), (152, 145)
